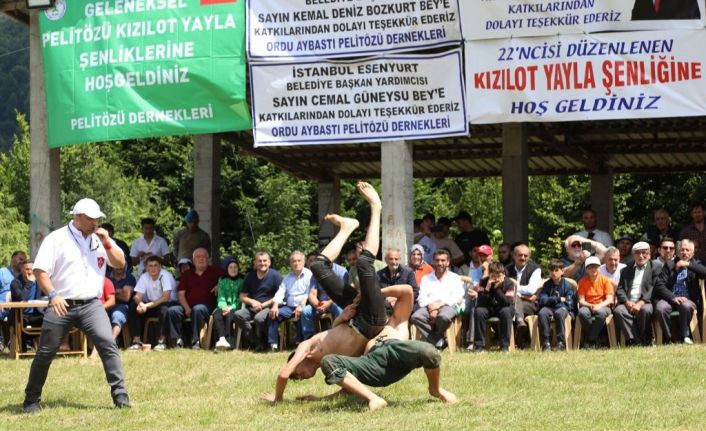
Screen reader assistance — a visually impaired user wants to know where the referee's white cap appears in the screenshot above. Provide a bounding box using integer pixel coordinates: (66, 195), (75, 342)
(70, 198), (106, 219)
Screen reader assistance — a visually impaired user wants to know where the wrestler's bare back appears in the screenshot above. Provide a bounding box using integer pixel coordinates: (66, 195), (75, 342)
(305, 324), (369, 362)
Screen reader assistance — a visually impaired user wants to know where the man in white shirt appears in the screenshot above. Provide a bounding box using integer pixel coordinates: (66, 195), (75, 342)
(505, 244), (542, 330)
(267, 251), (312, 352)
(126, 255), (178, 351)
(411, 249), (465, 350)
(599, 247), (626, 289)
(574, 208), (613, 248)
(130, 217), (171, 276)
(24, 198), (129, 413)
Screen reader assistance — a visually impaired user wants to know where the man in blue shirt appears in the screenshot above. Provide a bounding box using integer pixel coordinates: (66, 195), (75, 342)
(0, 250), (27, 351)
(267, 251), (312, 352)
(234, 251), (283, 351)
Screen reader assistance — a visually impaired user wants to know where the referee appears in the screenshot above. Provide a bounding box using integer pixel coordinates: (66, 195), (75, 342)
(23, 198), (130, 413)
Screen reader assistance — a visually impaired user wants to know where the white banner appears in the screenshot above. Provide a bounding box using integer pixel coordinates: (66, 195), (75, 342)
(247, 0), (462, 59)
(251, 50), (468, 146)
(460, 0), (705, 40)
(466, 31), (706, 123)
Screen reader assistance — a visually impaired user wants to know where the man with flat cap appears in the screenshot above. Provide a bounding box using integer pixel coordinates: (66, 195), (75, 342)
(613, 241), (661, 346)
(23, 198), (129, 413)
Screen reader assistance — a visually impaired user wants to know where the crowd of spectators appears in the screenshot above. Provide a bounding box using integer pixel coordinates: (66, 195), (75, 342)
(1, 203), (705, 355)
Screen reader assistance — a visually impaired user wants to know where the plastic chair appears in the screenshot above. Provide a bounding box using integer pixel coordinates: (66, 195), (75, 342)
(410, 318), (463, 354)
(654, 308), (701, 344)
(574, 312), (617, 350)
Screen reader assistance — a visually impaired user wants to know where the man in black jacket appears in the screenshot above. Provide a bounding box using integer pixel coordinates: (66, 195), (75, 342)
(653, 239), (705, 344)
(632, 0), (700, 20)
(472, 262), (517, 352)
(613, 242), (661, 346)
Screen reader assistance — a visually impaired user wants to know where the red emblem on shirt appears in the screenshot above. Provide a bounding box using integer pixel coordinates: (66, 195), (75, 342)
(97, 257), (105, 269)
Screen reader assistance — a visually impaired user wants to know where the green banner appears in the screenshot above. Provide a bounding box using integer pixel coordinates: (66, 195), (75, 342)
(39, 0), (251, 148)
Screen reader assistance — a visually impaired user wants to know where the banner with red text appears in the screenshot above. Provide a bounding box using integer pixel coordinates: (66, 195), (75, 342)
(461, 0), (705, 40)
(250, 50), (467, 146)
(466, 31), (706, 123)
(247, 0), (462, 59)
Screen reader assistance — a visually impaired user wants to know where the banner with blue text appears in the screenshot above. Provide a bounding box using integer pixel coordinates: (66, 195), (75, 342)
(466, 31), (706, 123)
(251, 50), (467, 146)
(247, 0), (462, 59)
(461, 0), (705, 41)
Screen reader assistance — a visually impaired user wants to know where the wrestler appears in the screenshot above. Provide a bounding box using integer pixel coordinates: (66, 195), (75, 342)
(260, 182), (412, 403)
(299, 338), (457, 411)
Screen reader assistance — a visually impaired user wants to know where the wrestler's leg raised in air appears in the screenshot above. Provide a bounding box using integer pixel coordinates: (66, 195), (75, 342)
(350, 182), (388, 338)
(310, 214), (359, 307)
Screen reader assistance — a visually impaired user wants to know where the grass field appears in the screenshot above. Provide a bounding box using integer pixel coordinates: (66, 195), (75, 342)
(1, 344), (706, 431)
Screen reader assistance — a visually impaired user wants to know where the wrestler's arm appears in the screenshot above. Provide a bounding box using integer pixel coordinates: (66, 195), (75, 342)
(333, 302), (357, 327)
(260, 340), (313, 403)
(381, 284), (413, 327)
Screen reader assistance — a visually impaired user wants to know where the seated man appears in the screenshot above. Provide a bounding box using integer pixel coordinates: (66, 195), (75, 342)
(107, 265), (136, 343)
(377, 247), (419, 305)
(301, 252), (344, 341)
(168, 248), (224, 349)
(268, 251), (313, 352)
(537, 259), (577, 351)
(412, 249), (465, 350)
(562, 234), (608, 282)
(127, 256), (178, 350)
(234, 251), (283, 351)
(505, 243), (542, 338)
(653, 237), (676, 266)
(1, 251), (27, 351)
(472, 262), (517, 352)
(10, 259), (44, 352)
(260, 182), (414, 403)
(306, 338), (457, 411)
(599, 247), (626, 290)
(577, 256), (614, 348)
(614, 242), (660, 346)
(653, 238), (706, 344)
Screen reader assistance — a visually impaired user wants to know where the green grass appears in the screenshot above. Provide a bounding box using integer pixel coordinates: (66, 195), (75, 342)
(1, 345), (706, 430)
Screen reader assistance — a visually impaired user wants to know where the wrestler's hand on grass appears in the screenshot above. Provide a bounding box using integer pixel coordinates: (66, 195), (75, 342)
(259, 392), (277, 403)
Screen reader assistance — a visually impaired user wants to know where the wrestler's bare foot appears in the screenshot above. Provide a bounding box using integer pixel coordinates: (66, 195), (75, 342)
(429, 387), (458, 404)
(357, 182), (382, 209)
(324, 214), (359, 231)
(368, 396), (388, 411)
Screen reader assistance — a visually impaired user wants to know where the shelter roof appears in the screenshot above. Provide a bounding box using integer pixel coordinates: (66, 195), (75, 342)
(221, 116), (706, 181)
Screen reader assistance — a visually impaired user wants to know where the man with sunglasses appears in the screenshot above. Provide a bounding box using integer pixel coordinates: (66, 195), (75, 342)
(561, 234), (608, 282)
(653, 237), (676, 266)
(23, 198), (129, 413)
